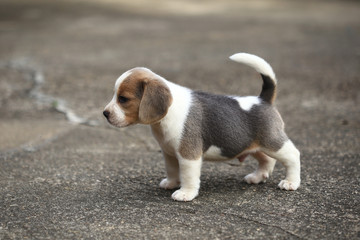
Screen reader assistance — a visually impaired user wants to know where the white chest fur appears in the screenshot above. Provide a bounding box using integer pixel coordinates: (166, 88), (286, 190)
(151, 79), (193, 156)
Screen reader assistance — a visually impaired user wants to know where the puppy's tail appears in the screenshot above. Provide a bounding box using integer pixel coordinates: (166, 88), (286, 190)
(229, 53), (277, 104)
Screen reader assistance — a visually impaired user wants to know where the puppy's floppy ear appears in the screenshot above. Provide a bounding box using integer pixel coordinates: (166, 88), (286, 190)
(139, 79), (172, 124)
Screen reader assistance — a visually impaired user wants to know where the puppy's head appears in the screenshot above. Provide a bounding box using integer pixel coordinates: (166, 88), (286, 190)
(103, 68), (172, 127)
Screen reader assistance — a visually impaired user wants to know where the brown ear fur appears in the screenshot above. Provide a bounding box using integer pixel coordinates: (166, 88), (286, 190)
(139, 79), (172, 124)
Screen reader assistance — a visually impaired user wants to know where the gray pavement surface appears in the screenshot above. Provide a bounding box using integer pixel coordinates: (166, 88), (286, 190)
(0, 0), (359, 239)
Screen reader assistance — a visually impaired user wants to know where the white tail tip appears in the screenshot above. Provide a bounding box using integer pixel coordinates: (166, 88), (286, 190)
(229, 53), (276, 82)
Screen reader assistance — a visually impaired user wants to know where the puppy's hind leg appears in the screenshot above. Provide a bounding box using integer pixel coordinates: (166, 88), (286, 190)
(244, 152), (276, 184)
(264, 140), (301, 190)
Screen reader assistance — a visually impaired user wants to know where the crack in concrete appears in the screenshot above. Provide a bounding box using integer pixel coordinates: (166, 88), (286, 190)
(224, 211), (304, 239)
(1, 58), (98, 126)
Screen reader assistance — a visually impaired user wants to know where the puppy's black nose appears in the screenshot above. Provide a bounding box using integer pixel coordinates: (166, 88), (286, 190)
(103, 110), (110, 119)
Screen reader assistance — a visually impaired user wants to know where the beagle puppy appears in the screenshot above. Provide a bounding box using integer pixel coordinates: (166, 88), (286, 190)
(103, 53), (301, 201)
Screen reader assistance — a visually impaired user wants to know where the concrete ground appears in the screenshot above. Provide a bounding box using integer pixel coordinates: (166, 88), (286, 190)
(0, 0), (359, 239)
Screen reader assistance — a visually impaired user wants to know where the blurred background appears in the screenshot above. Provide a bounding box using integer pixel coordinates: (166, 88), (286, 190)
(1, 0), (359, 117)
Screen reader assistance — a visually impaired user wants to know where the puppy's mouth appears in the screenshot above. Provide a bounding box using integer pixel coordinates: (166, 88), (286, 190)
(106, 118), (129, 128)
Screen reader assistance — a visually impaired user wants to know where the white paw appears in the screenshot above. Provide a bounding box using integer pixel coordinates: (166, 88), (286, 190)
(278, 179), (300, 191)
(244, 171), (269, 184)
(171, 188), (198, 202)
(159, 178), (180, 190)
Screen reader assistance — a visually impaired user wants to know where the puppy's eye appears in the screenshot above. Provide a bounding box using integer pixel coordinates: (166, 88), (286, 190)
(118, 96), (129, 104)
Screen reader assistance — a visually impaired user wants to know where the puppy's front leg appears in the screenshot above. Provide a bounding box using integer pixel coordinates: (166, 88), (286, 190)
(171, 156), (203, 201)
(159, 152), (180, 190)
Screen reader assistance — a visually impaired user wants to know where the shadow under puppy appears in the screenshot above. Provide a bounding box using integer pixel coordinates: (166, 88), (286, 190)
(103, 53), (301, 201)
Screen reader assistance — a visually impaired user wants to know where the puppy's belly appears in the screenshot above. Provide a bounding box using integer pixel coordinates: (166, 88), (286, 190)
(203, 145), (259, 162)
(203, 145), (232, 161)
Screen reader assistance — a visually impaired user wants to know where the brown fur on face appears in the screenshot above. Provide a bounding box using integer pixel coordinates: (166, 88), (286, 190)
(117, 69), (173, 125)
